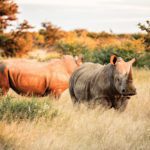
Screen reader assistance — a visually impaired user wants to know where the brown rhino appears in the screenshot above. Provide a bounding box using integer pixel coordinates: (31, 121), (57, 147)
(0, 55), (83, 97)
(69, 55), (136, 111)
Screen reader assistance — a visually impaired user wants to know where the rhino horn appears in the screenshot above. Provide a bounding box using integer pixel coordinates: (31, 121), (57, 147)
(128, 58), (136, 80)
(128, 58), (136, 65)
(128, 66), (133, 81)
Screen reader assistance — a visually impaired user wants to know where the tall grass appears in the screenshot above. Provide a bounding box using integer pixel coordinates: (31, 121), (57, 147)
(0, 96), (59, 122)
(0, 69), (150, 150)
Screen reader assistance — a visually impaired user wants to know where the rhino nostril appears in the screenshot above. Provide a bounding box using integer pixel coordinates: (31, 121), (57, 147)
(122, 89), (125, 93)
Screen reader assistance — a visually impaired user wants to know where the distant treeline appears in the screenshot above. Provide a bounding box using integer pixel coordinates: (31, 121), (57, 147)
(0, 0), (149, 68)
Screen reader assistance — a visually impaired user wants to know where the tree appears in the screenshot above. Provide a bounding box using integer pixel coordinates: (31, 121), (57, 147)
(2, 20), (34, 56)
(0, 0), (18, 33)
(138, 20), (150, 51)
(14, 20), (33, 36)
(39, 22), (64, 47)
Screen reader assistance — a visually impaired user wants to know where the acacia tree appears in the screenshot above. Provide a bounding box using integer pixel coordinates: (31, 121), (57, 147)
(39, 22), (64, 47)
(138, 20), (150, 51)
(0, 0), (18, 33)
(4, 20), (34, 56)
(13, 20), (33, 36)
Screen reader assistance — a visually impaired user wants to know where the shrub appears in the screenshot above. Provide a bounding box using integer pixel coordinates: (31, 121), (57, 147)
(32, 32), (45, 48)
(56, 31), (97, 55)
(87, 31), (116, 39)
(91, 49), (150, 69)
(131, 33), (145, 40)
(136, 52), (150, 68)
(0, 95), (59, 122)
(57, 41), (87, 55)
(0, 32), (33, 57)
(92, 48), (140, 65)
(138, 20), (150, 51)
(39, 22), (65, 47)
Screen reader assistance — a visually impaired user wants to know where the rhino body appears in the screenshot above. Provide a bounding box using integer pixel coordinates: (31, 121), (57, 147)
(0, 55), (82, 97)
(69, 55), (136, 111)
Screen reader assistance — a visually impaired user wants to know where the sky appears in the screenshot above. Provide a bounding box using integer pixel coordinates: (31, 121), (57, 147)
(15, 0), (150, 33)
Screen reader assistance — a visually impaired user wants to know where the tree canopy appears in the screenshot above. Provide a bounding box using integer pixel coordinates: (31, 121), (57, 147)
(0, 0), (18, 33)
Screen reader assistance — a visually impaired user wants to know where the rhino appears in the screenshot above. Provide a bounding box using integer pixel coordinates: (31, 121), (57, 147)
(0, 55), (83, 97)
(69, 55), (136, 111)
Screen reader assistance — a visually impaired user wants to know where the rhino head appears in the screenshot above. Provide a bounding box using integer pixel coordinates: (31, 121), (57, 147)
(110, 55), (137, 96)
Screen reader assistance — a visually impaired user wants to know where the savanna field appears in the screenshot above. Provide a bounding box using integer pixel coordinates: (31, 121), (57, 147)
(0, 24), (150, 149)
(0, 68), (149, 150)
(0, 1), (150, 149)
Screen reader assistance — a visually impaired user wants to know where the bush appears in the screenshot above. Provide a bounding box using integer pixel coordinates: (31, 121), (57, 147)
(57, 41), (90, 55)
(56, 31), (97, 55)
(0, 32), (33, 57)
(39, 22), (64, 47)
(91, 49), (150, 69)
(56, 36), (149, 68)
(0, 95), (59, 122)
(87, 31), (116, 39)
(136, 52), (150, 68)
(92, 48), (140, 65)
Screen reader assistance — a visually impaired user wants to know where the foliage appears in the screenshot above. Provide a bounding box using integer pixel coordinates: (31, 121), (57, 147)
(0, 0), (18, 33)
(84, 48), (149, 68)
(138, 20), (150, 51)
(87, 31), (116, 39)
(16, 20), (33, 31)
(98, 38), (145, 53)
(39, 22), (64, 47)
(57, 41), (89, 56)
(136, 52), (150, 68)
(56, 31), (98, 56)
(0, 95), (59, 122)
(92, 48), (140, 65)
(131, 33), (145, 40)
(0, 20), (34, 56)
(32, 32), (45, 48)
(56, 32), (148, 68)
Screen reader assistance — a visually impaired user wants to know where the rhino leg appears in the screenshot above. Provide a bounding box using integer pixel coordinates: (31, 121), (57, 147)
(0, 66), (10, 95)
(53, 89), (64, 99)
(1, 87), (9, 95)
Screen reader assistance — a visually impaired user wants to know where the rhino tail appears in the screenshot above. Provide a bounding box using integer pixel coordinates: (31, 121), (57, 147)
(69, 76), (78, 104)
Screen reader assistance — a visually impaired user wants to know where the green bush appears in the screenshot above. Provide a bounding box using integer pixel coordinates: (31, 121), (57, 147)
(92, 48), (139, 65)
(57, 40), (150, 68)
(90, 49), (150, 69)
(57, 41), (92, 56)
(0, 95), (59, 122)
(136, 52), (150, 68)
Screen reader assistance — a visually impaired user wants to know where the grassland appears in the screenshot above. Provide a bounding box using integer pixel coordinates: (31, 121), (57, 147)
(0, 68), (150, 150)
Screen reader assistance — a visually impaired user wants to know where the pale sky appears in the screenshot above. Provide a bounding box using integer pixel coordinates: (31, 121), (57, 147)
(15, 0), (150, 33)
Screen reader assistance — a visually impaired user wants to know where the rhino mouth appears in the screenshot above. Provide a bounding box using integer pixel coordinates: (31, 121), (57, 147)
(123, 92), (137, 96)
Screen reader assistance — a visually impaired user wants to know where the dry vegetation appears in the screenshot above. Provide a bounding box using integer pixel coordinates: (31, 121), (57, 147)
(0, 68), (149, 150)
(0, 2), (149, 149)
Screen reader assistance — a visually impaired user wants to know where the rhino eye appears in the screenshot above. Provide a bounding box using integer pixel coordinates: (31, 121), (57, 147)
(115, 77), (120, 83)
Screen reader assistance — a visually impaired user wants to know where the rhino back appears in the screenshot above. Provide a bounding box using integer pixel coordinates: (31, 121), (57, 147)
(70, 63), (115, 102)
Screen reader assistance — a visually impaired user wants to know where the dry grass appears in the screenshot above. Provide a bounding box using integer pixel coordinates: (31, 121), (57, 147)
(0, 68), (150, 150)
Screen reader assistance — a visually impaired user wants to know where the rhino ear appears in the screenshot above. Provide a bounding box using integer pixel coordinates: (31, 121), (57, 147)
(110, 55), (117, 65)
(75, 56), (78, 61)
(75, 55), (83, 66)
(78, 54), (84, 62)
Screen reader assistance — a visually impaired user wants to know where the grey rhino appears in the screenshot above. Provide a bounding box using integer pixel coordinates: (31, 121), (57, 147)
(69, 55), (136, 111)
